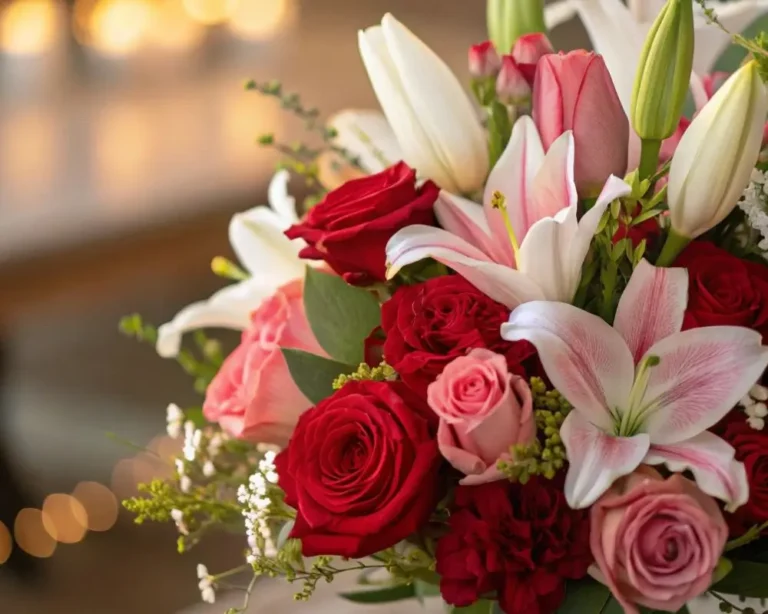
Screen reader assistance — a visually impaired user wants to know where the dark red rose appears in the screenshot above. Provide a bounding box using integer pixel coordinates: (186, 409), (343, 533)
(715, 412), (768, 537)
(381, 275), (536, 396)
(675, 241), (768, 341)
(612, 204), (661, 249)
(285, 162), (438, 285)
(276, 380), (441, 558)
(436, 478), (592, 614)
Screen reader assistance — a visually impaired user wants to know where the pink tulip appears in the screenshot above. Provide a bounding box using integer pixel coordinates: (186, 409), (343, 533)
(427, 348), (536, 485)
(511, 32), (554, 65)
(533, 50), (629, 197)
(468, 41), (501, 78)
(203, 278), (323, 445)
(496, 55), (531, 105)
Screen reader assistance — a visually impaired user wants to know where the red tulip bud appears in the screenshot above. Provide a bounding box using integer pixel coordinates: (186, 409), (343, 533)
(533, 50), (629, 197)
(496, 55), (531, 105)
(511, 32), (554, 65)
(468, 41), (501, 78)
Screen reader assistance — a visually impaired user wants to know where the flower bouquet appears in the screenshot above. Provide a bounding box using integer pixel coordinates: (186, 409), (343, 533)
(120, 0), (768, 612)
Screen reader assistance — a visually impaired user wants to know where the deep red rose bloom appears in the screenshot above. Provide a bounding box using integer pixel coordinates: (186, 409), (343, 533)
(381, 275), (536, 396)
(436, 478), (592, 614)
(716, 412), (768, 537)
(675, 241), (768, 341)
(275, 380), (441, 558)
(284, 161), (438, 285)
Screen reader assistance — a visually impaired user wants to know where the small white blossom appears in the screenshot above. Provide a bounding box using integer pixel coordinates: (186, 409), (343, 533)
(739, 170), (768, 256)
(751, 384), (768, 402)
(171, 509), (189, 535)
(239, 452), (278, 562)
(180, 475), (192, 493)
(748, 416), (765, 431)
(196, 564), (216, 604)
(739, 384), (768, 429)
(207, 433), (225, 458)
(748, 402), (768, 418)
(202, 460), (216, 477)
(166, 403), (185, 439)
(183, 421), (202, 461)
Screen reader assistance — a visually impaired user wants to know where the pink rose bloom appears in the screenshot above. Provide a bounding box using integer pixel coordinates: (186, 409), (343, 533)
(591, 468), (728, 614)
(533, 50), (629, 198)
(426, 348), (535, 485)
(203, 278), (323, 446)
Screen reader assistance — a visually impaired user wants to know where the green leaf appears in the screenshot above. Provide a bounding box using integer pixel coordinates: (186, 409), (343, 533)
(487, 101), (512, 169)
(714, 14), (768, 73)
(556, 579), (613, 614)
(281, 348), (353, 404)
(710, 558), (768, 597)
(303, 267), (381, 365)
(414, 579), (441, 604)
(340, 584), (416, 604)
(184, 406), (207, 428)
(450, 599), (496, 613)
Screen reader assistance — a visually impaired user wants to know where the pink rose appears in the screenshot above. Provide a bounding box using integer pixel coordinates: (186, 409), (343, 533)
(532, 50), (629, 198)
(591, 468), (728, 614)
(203, 278), (323, 445)
(426, 348), (536, 485)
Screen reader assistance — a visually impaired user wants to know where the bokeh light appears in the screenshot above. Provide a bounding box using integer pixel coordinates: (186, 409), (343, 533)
(0, 521), (12, 564)
(72, 482), (119, 532)
(14, 509), (56, 558)
(42, 494), (89, 544)
(182, 0), (237, 25)
(228, 0), (294, 41)
(0, 0), (59, 56)
(147, 0), (205, 51)
(74, 0), (154, 56)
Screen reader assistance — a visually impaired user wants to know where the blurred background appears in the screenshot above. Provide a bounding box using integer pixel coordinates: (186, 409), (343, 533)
(0, 1), (589, 611)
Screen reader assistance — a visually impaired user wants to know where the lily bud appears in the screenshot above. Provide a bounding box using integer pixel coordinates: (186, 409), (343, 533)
(631, 0), (694, 141)
(496, 55), (531, 105)
(511, 32), (554, 65)
(469, 41), (501, 78)
(668, 61), (768, 241)
(359, 14), (489, 194)
(487, 0), (547, 54)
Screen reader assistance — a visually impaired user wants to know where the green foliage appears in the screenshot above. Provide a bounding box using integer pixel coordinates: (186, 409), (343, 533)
(487, 101), (513, 169)
(450, 600), (499, 613)
(340, 585), (416, 604)
(710, 559), (768, 597)
(333, 361), (397, 390)
(303, 267), (381, 365)
(281, 348), (354, 404)
(498, 377), (571, 482)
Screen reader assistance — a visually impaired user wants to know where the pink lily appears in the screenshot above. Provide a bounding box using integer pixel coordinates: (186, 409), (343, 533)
(502, 259), (768, 510)
(385, 115), (632, 309)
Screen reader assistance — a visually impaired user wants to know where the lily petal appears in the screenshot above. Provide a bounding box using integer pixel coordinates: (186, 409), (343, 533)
(386, 225), (545, 308)
(613, 259), (688, 363)
(646, 431), (749, 511)
(229, 207), (305, 283)
(529, 130), (578, 226)
(327, 109), (402, 173)
(641, 327), (768, 444)
(544, 0), (578, 28)
(502, 301), (635, 430)
(517, 212), (576, 302)
(266, 170), (299, 226)
(484, 115), (545, 257)
(434, 192), (499, 261)
(561, 411), (650, 508)
(156, 279), (274, 358)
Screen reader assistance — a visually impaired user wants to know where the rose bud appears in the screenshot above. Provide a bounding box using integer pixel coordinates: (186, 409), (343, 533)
(660, 61), (768, 264)
(511, 32), (554, 65)
(496, 55), (531, 105)
(468, 40), (501, 78)
(591, 468), (729, 614)
(427, 348), (536, 485)
(533, 51), (629, 198)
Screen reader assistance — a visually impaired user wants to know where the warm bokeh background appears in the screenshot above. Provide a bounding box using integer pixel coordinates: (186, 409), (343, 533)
(0, 1), (586, 611)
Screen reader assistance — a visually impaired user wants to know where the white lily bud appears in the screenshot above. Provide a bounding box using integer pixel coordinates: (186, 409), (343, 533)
(359, 14), (489, 194)
(668, 61), (768, 240)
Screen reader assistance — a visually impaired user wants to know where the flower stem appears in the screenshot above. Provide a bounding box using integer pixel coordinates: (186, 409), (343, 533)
(655, 227), (692, 267)
(638, 138), (662, 180)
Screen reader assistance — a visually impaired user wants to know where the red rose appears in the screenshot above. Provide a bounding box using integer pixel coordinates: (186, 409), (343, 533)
(716, 412), (768, 537)
(285, 162), (438, 285)
(675, 241), (768, 341)
(436, 478), (592, 614)
(381, 275), (536, 396)
(276, 380), (441, 558)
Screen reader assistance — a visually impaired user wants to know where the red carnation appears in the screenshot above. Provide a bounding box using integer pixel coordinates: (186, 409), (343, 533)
(381, 275), (536, 397)
(436, 478), (592, 614)
(285, 161), (438, 286)
(276, 380), (441, 558)
(675, 241), (768, 342)
(716, 412), (768, 537)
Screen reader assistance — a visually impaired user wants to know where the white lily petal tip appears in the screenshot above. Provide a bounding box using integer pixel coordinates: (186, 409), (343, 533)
(156, 324), (182, 358)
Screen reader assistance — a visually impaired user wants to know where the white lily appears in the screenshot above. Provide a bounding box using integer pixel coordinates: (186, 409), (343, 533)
(545, 0), (768, 111)
(326, 109), (401, 174)
(385, 116), (631, 309)
(156, 171), (306, 358)
(502, 259), (768, 510)
(359, 13), (489, 194)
